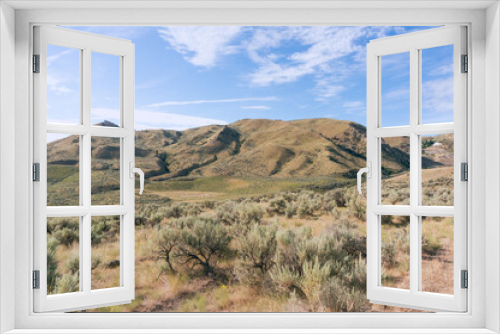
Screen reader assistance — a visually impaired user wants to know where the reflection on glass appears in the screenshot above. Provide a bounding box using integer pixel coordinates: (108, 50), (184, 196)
(421, 134), (454, 206)
(91, 216), (121, 290)
(47, 133), (80, 206)
(381, 137), (410, 205)
(381, 215), (410, 290)
(47, 217), (80, 295)
(46, 44), (81, 124)
(421, 216), (454, 294)
(91, 137), (121, 205)
(381, 52), (410, 127)
(91, 52), (121, 127)
(421, 45), (454, 124)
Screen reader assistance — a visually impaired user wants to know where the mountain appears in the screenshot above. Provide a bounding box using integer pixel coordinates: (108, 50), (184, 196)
(47, 118), (450, 181)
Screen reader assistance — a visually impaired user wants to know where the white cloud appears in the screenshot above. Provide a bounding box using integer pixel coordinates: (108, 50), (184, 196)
(241, 105), (271, 110)
(429, 64), (453, 76)
(383, 88), (410, 101)
(135, 110), (228, 130)
(342, 100), (365, 114)
(158, 26), (243, 67)
(145, 96), (277, 108)
(91, 107), (228, 131)
(246, 27), (367, 88)
(47, 49), (75, 67)
(343, 101), (364, 108)
(422, 76), (454, 119)
(47, 75), (73, 95)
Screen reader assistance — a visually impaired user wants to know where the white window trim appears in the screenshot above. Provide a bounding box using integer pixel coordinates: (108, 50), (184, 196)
(0, 1), (498, 333)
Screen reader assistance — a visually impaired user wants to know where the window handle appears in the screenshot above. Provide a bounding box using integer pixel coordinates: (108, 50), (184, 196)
(129, 162), (144, 195)
(357, 162), (371, 195)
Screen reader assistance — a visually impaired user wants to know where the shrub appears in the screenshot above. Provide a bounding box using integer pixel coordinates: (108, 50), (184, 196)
(91, 255), (102, 270)
(164, 204), (184, 219)
(268, 196), (287, 216)
(155, 225), (181, 274)
(65, 254), (79, 275)
(54, 228), (79, 247)
(235, 224), (278, 286)
(57, 273), (79, 294)
(237, 203), (265, 226)
(174, 216), (231, 275)
(47, 237), (59, 294)
(284, 203), (296, 218)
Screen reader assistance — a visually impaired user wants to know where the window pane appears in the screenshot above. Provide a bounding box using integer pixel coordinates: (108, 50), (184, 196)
(47, 133), (80, 206)
(91, 215), (121, 290)
(421, 216), (454, 294)
(381, 137), (410, 205)
(46, 45), (81, 124)
(381, 52), (410, 127)
(91, 137), (121, 205)
(421, 45), (454, 124)
(47, 217), (80, 295)
(421, 134), (454, 206)
(91, 52), (121, 127)
(381, 215), (410, 290)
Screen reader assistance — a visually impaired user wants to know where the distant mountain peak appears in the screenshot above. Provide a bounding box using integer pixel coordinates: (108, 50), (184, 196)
(95, 120), (119, 127)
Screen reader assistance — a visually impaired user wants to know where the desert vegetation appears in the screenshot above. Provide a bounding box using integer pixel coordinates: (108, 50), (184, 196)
(45, 119), (455, 312)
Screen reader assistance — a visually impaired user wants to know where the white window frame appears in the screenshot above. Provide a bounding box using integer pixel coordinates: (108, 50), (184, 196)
(33, 26), (136, 312)
(1, 1), (499, 333)
(365, 26), (468, 312)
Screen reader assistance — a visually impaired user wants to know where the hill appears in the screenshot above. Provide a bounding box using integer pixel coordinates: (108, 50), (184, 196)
(47, 118), (452, 182)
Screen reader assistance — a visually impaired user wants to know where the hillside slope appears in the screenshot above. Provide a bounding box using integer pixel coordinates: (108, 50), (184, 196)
(47, 118), (450, 181)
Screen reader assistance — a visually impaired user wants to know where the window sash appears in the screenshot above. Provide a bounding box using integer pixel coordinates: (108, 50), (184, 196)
(33, 25), (136, 313)
(366, 26), (468, 312)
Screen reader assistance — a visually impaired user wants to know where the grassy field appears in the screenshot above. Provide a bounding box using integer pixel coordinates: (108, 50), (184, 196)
(46, 166), (454, 313)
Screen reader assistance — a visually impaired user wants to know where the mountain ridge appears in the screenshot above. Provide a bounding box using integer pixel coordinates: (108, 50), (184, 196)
(47, 118), (451, 181)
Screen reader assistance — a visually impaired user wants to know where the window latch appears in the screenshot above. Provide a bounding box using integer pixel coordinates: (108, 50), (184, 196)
(129, 162), (144, 195)
(357, 162), (371, 195)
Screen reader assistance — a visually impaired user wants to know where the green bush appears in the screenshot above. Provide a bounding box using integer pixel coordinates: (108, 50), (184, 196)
(174, 216), (231, 275)
(235, 224), (278, 286)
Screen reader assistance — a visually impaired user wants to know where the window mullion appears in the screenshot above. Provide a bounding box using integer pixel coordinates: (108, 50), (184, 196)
(82, 47), (92, 294)
(409, 47), (420, 294)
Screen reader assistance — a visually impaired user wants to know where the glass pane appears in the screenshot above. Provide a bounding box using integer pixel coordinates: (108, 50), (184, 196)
(47, 217), (80, 295)
(91, 137), (121, 205)
(381, 215), (410, 290)
(421, 216), (454, 294)
(91, 52), (121, 127)
(46, 45), (81, 124)
(421, 134), (454, 206)
(381, 137), (410, 205)
(421, 45), (454, 124)
(91, 215), (121, 290)
(47, 133), (80, 206)
(381, 52), (410, 127)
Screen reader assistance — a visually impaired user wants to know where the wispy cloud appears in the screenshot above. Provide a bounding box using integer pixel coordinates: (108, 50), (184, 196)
(429, 64), (453, 76)
(135, 110), (228, 130)
(47, 49), (75, 67)
(422, 77), (453, 119)
(243, 26), (395, 101)
(158, 26), (243, 67)
(241, 105), (271, 110)
(145, 96), (278, 108)
(342, 100), (365, 114)
(47, 75), (74, 95)
(91, 107), (228, 131)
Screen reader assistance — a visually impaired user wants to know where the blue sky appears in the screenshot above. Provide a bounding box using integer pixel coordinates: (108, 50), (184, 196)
(46, 26), (454, 133)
